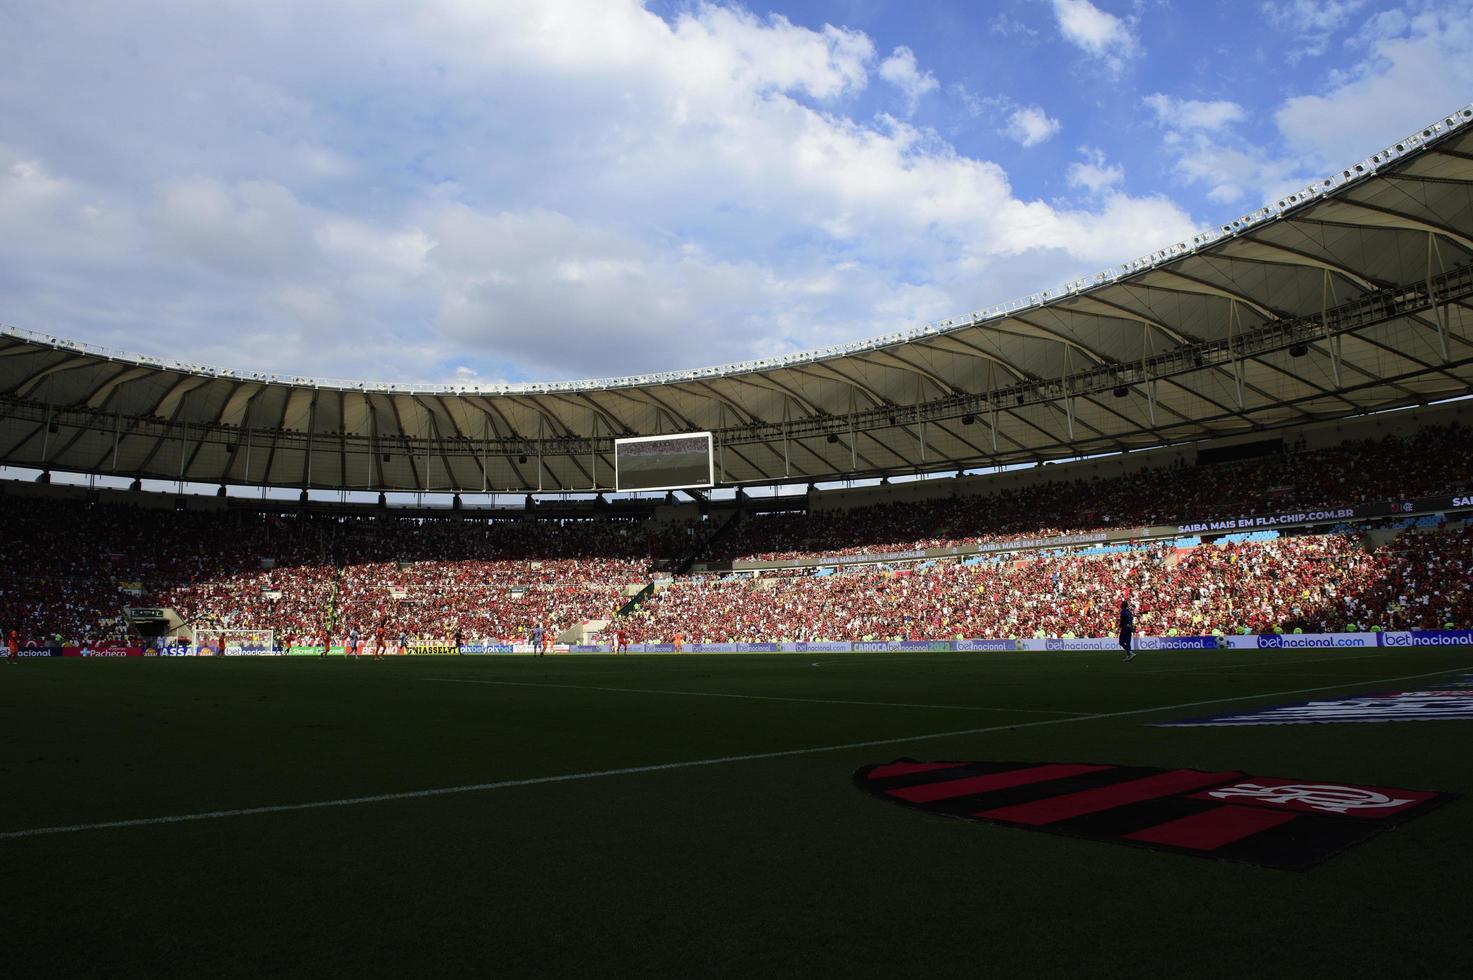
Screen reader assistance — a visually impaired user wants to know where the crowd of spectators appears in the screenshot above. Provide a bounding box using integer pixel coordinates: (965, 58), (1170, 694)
(624, 523), (1473, 642)
(0, 422), (1468, 647)
(708, 424), (1472, 562)
(0, 503), (665, 646)
(333, 557), (645, 646)
(0, 502), (335, 646)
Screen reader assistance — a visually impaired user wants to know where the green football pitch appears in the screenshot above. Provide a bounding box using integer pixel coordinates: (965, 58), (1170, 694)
(5, 649), (1473, 978)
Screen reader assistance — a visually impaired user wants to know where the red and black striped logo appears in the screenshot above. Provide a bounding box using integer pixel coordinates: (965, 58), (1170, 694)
(855, 760), (1452, 870)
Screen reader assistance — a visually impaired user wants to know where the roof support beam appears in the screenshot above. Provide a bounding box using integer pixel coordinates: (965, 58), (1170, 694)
(411, 395), (461, 493)
(719, 372), (901, 475)
(629, 387), (697, 433)
(689, 380), (758, 424)
(1344, 326), (1466, 391)
(1140, 266), (1281, 321)
(14, 354), (102, 399)
(777, 367), (889, 472)
(435, 392), (489, 493)
(861, 348), (961, 395)
(573, 391), (634, 438)
(1230, 234), (1383, 291)
(53, 385), (125, 471)
(464, 395), (535, 490)
(180, 380), (248, 482)
(84, 366), (155, 409)
(302, 395), (317, 491)
(678, 381), (783, 479)
(134, 387), (195, 478)
(728, 373), (824, 418)
(1052, 302), (1287, 424)
(1428, 231), (1451, 361)
(910, 332), (1112, 453)
(912, 333), (1033, 382)
(387, 395), (420, 493)
(148, 374), (212, 420)
(367, 395), (385, 491)
(1325, 198), (1473, 253)
(995, 315), (1116, 364)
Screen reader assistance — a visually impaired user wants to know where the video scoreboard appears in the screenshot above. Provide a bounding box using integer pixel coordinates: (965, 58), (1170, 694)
(614, 432), (714, 492)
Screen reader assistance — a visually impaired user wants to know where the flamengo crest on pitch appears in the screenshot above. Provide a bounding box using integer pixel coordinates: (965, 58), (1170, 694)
(1197, 780), (1423, 816)
(855, 760), (1452, 870)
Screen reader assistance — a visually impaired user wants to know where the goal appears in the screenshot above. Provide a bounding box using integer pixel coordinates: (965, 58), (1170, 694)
(196, 628), (277, 657)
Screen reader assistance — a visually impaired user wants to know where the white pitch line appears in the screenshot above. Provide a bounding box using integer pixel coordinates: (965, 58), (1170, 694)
(422, 677), (1090, 716)
(4, 662), (1469, 842)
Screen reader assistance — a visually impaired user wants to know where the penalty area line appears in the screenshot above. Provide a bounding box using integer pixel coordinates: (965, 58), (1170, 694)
(4, 662), (1470, 842)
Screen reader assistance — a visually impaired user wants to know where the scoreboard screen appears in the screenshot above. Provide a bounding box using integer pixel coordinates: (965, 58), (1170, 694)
(614, 432), (714, 492)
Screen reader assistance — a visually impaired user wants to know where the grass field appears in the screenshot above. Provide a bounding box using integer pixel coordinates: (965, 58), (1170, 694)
(5, 648), (1473, 978)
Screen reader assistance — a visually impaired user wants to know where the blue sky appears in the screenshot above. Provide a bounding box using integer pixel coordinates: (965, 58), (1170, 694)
(1, 0), (1469, 386)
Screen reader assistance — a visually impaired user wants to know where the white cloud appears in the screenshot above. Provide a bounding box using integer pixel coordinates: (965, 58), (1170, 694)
(878, 46), (939, 114)
(1005, 106), (1062, 148)
(0, 149), (136, 262)
(1142, 88), (1300, 207)
(1066, 149), (1124, 194)
(153, 177), (318, 278)
(1050, 0), (1137, 71)
(1274, 5), (1473, 166)
(991, 14), (1040, 39)
(0, 0), (1199, 384)
(1145, 3), (1473, 212)
(1262, 0), (1368, 62)
(1143, 93), (1245, 131)
(1167, 142), (1306, 206)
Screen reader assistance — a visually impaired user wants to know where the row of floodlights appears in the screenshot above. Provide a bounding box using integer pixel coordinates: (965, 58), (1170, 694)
(6, 105), (1470, 397)
(1217, 108), (1473, 238)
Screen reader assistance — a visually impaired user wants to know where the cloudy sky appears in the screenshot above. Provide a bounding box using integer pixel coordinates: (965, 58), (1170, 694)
(1, 0), (1470, 386)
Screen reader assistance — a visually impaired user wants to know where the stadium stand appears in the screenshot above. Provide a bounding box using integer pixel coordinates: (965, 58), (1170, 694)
(1, 421), (1469, 647)
(705, 423), (1472, 563)
(622, 524), (1472, 643)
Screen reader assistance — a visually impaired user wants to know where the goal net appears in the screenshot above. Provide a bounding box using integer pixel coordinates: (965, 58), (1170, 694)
(196, 628), (277, 657)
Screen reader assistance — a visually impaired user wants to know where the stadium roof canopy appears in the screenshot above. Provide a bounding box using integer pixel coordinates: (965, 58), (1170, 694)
(4, 104), (1473, 494)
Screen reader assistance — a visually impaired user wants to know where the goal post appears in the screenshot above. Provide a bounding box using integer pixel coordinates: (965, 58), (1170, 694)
(195, 628), (277, 656)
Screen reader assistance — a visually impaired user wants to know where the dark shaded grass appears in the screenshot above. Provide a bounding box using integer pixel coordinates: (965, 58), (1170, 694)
(4, 649), (1472, 978)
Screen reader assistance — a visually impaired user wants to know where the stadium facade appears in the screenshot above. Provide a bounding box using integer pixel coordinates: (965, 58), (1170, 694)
(2, 104), (1472, 495)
